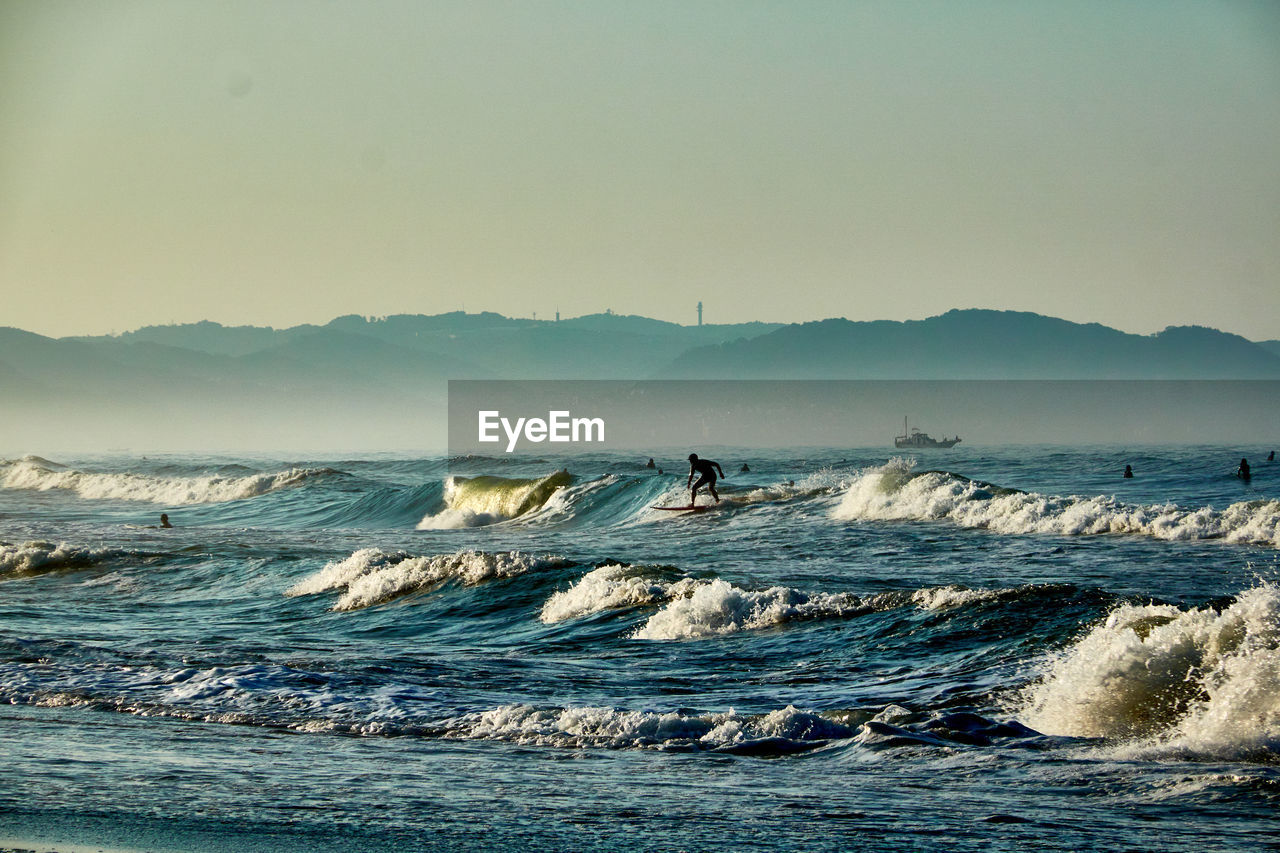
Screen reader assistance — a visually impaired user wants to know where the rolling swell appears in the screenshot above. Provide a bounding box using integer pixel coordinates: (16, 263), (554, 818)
(308, 482), (445, 528)
(834, 458), (1280, 547)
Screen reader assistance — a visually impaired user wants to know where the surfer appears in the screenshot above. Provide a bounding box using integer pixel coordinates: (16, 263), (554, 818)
(739, 463), (750, 473)
(159, 513), (173, 528)
(687, 453), (725, 504)
(1123, 464), (1133, 479)
(1237, 458), (1251, 480)
(1270, 451), (1275, 462)
(646, 458), (656, 469)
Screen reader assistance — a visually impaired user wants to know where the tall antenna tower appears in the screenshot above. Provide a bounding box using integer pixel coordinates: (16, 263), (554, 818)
(697, 301), (703, 327)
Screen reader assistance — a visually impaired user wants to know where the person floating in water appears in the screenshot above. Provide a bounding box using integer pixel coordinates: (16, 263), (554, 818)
(646, 458), (656, 469)
(1123, 464), (1133, 479)
(687, 453), (725, 505)
(1270, 451), (1275, 462)
(1237, 458), (1251, 480)
(159, 513), (173, 528)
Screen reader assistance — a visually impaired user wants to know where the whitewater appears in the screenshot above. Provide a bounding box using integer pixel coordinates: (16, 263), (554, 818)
(1, 446), (1278, 852)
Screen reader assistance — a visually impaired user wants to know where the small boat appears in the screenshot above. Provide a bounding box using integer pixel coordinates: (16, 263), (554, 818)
(894, 417), (961, 449)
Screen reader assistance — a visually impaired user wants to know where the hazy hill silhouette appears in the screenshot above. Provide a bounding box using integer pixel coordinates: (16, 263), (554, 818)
(5, 309), (1279, 450)
(661, 310), (1280, 378)
(11, 309), (1280, 387)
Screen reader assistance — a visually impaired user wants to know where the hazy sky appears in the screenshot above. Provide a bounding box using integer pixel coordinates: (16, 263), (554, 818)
(2, 1), (1278, 339)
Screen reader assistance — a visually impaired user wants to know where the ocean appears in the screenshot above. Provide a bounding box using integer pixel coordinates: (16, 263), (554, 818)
(1, 446), (1278, 852)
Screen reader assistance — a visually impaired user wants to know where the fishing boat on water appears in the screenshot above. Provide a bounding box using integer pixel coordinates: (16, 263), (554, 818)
(894, 417), (961, 449)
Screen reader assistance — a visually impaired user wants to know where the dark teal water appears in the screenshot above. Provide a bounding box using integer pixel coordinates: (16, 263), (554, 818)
(1, 447), (1278, 851)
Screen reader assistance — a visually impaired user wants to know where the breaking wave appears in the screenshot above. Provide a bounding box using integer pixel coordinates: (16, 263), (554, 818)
(0, 457), (336, 505)
(1018, 584), (1280, 761)
(417, 471), (573, 529)
(438, 703), (1043, 753)
(633, 579), (867, 640)
(834, 458), (1280, 547)
(542, 564), (1019, 639)
(286, 548), (571, 611)
(0, 540), (126, 576)
(539, 564), (700, 623)
(439, 703), (855, 752)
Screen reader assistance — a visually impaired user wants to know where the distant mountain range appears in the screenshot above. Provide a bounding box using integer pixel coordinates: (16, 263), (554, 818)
(665, 311), (1280, 379)
(2, 309), (1278, 450)
(17, 307), (1278, 380)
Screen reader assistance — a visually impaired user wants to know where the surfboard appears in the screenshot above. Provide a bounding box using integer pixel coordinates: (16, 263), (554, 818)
(650, 504), (714, 513)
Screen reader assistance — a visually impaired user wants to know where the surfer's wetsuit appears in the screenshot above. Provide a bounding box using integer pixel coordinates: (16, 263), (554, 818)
(687, 454), (725, 504)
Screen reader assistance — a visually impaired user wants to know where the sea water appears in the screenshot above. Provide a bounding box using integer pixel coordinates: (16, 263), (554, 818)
(1, 447), (1278, 851)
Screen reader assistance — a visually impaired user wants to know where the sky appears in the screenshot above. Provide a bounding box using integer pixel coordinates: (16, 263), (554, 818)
(2, 0), (1278, 340)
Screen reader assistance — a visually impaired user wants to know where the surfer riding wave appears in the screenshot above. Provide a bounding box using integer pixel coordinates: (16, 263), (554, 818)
(687, 454), (725, 505)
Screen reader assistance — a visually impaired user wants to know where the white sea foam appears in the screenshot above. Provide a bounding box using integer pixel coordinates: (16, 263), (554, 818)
(0, 458), (332, 505)
(443, 702), (852, 750)
(539, 564), (700, 623)
(415, 508), (505, 529)
(416, 471), (572, 529)
(633, 578), (865, 640)
(1019, 585), (1280, 759)
(833, 459), (1280, 547)
(0, 540), (123, 575)
(543, 562), (1018, 634)
(738, 467), (853, 504)
(909, 584), (1011, 611)
(286, 548), (566, 611)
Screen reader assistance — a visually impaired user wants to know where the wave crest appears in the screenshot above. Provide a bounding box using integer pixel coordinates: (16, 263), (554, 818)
(0, 540), (125, 576)
(833, 460), (1280, 547)
(540, 564), (699, 623)
(0, 458), (336, 505)
(633, 578), (867, 640)
(1019, 584), (1280, 759)
(442, 702), (853, 752)
(286, 548), (570, 611)
(543, 563), (1023, 638)
(416, 471), (572, 529)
